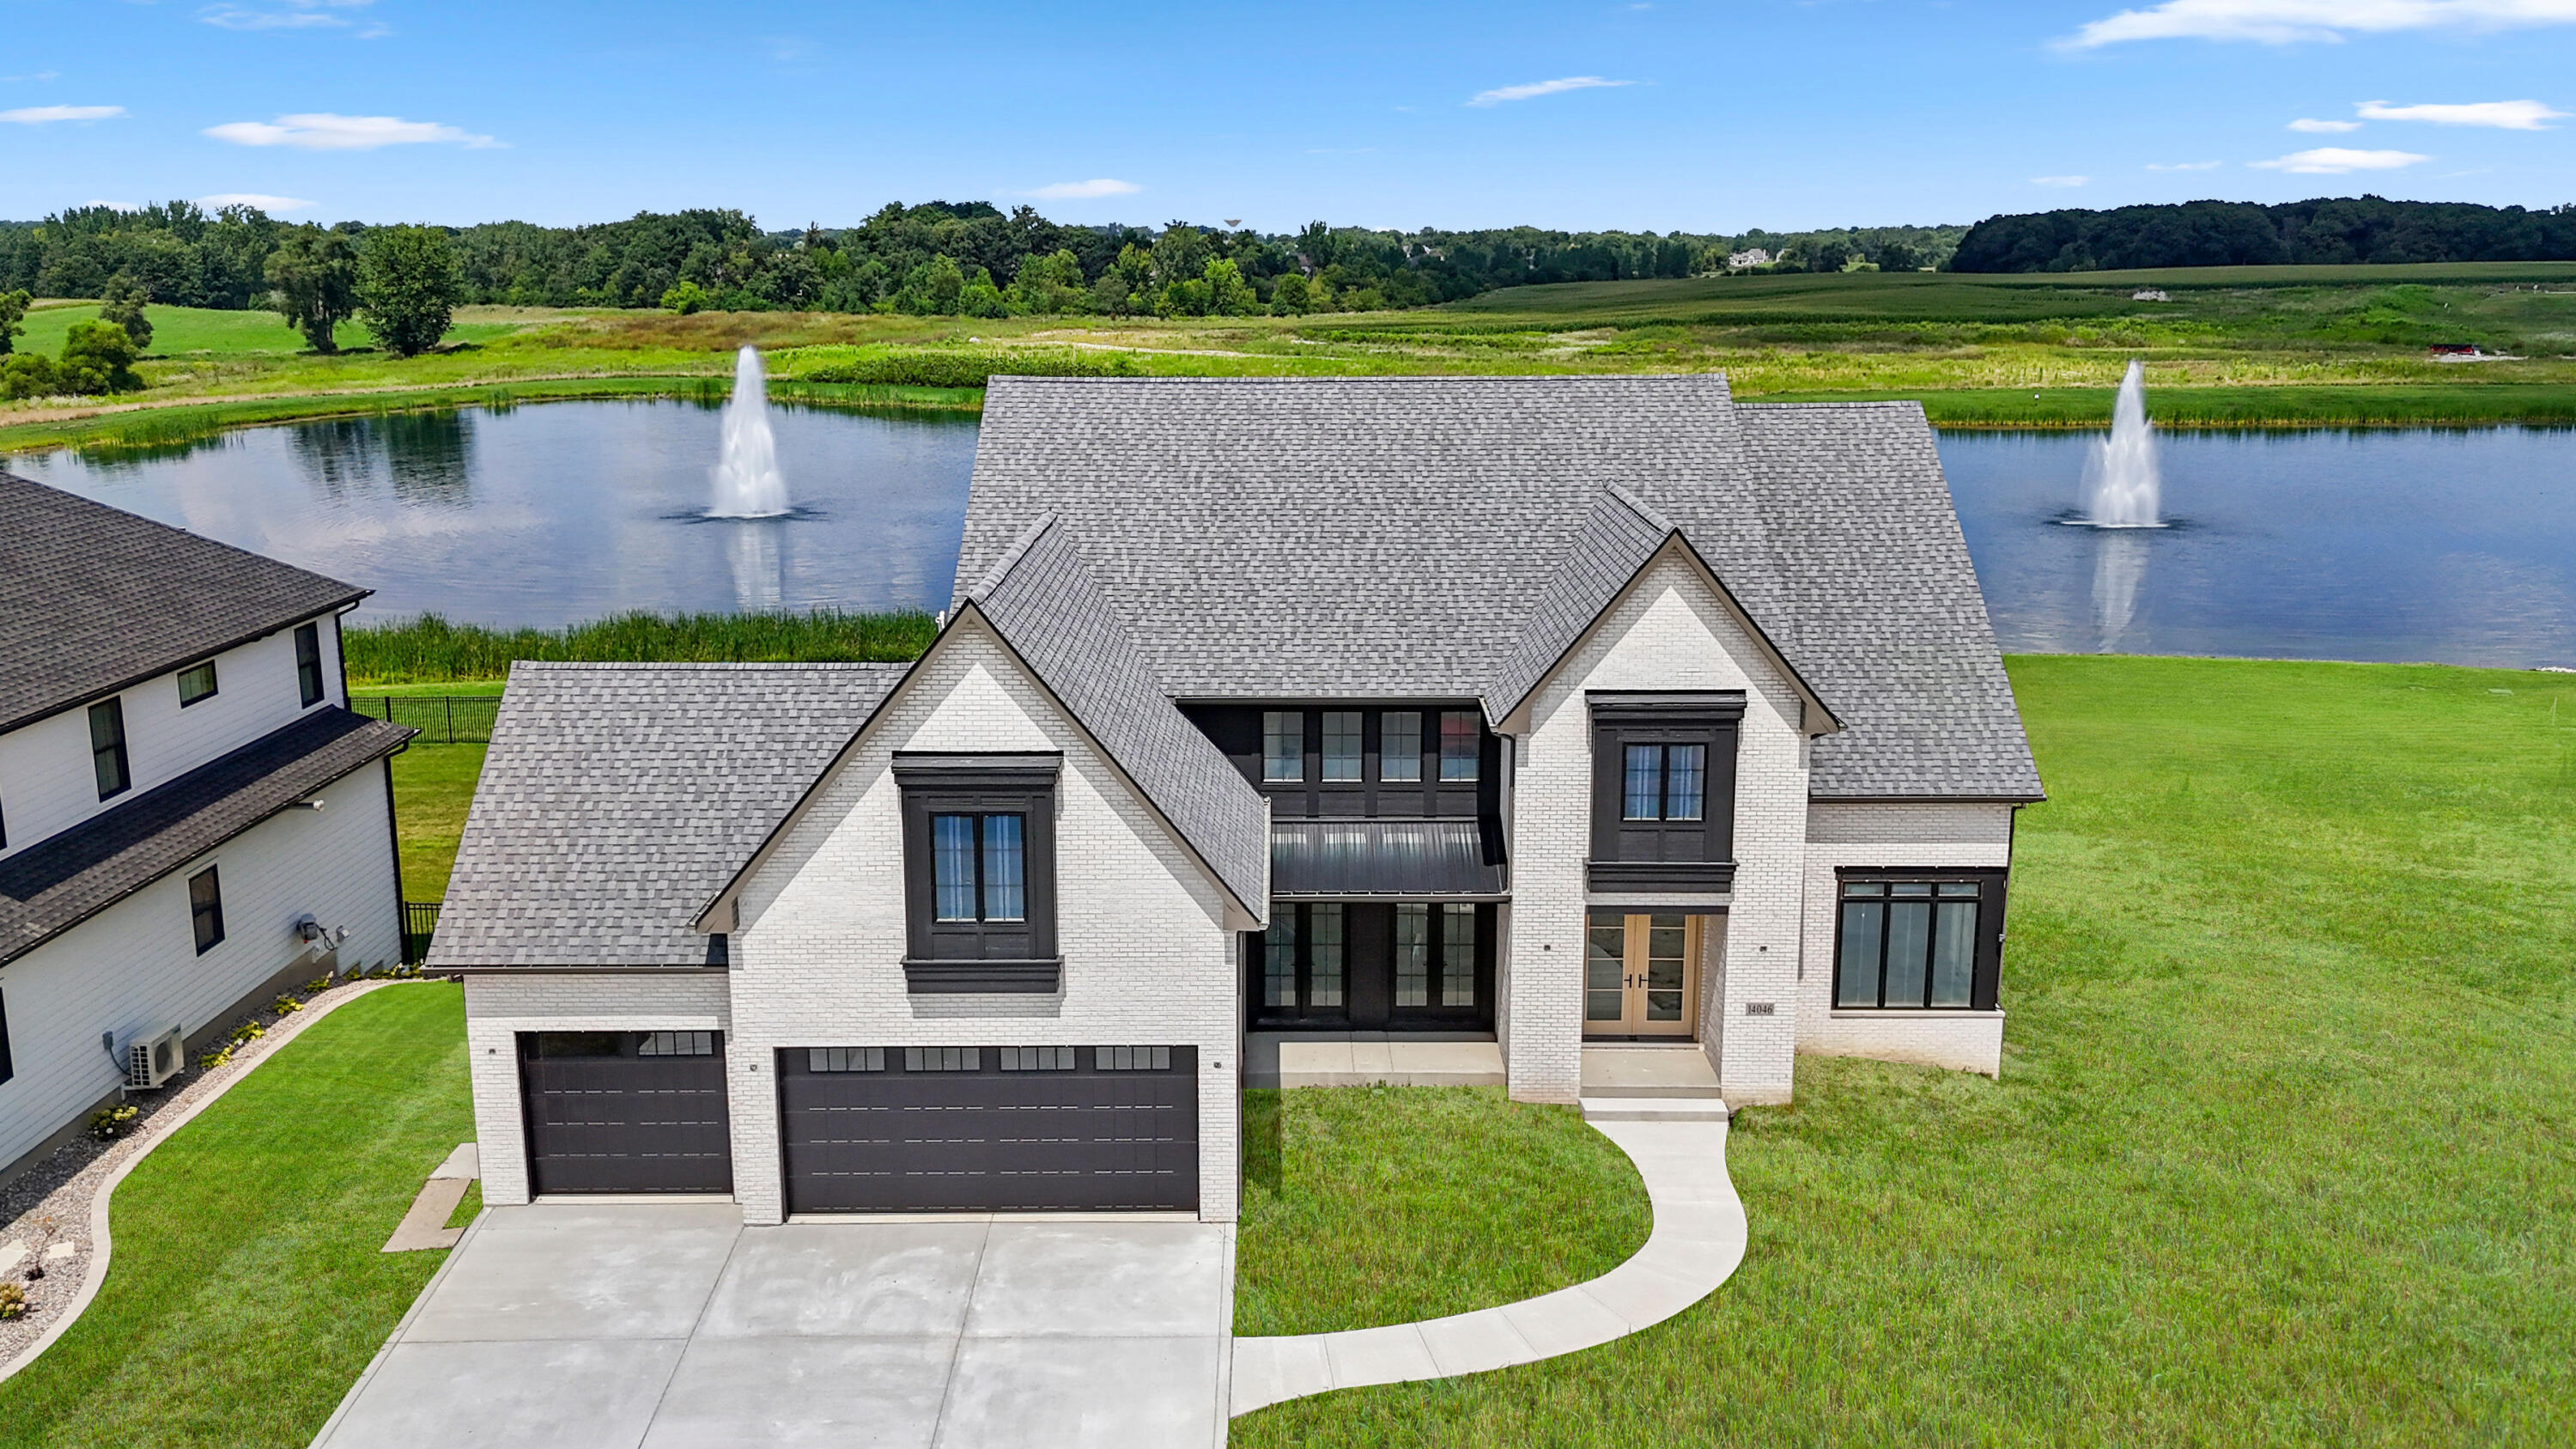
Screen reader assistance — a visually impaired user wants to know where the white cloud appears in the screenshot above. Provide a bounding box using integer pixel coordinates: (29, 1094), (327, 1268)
(2289, 117), (2363, 131)
(204, 113), (500, 149)
(199, 192), (316, 211)
(3, 71), (64, 83)
(1027, 178), (1141, 199)
(2250, 146), (2431, 173)
(1467, 76), (1637, 107)
(200, 0), (373, 29)
(2063, 0), (2576, 48)
(2146, 160), (2225, 169)
(1, 104), (125, 123)
(2032, 174), (2092, 186)
(2356, 98), (2567, 128)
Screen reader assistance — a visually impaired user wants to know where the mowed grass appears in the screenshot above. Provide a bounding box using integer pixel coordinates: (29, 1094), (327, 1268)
(1236, 1087), (1651, 1336)
(1236, 656), (2576, 1447)
(388, 743), (485, 901)
(0, 985), (473, 1449)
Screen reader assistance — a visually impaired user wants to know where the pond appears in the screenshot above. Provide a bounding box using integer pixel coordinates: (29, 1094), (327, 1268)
(10, 402), (2573, 669)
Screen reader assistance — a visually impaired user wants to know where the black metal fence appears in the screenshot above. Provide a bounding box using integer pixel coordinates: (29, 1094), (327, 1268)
(403, 900), (442, 965)
(355, 694), (501, 745)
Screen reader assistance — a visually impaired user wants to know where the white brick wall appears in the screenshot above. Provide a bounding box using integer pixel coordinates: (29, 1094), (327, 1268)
(0, 613), (345, 859)
(0, 755), (399, 1171)
(1795, 801), (2015, 1076)
(1503, 547), (1814, 1106)
(463, 971), (731, 1206)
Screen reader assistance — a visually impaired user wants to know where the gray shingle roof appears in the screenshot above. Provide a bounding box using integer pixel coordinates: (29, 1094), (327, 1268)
(0, 470), (369, 735)
(957, 376), (2040, 801)
(1481, 484), (1680, 725)
(1, 708), (413, 965)
(428, 663), (904, 969)
(964, 518), (1270, 911)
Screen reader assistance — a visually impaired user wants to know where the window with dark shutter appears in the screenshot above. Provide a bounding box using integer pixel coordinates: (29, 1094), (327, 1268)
(896, 753), (1060, 994)
(1587, 692), (1742, 892)
(295, 622), (325, 707)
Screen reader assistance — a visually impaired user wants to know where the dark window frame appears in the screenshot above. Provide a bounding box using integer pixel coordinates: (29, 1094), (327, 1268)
(1188, 703), (1499, 821)
(177, 658), (219, 707)
(894, 753), (1060, 994)
(1831, 867), (2008, 1013)
(89, 697), (131, 801)
(295, 621), (325, 708)
(188, 864), (226, 954)
(1587, 692), (1742, 892)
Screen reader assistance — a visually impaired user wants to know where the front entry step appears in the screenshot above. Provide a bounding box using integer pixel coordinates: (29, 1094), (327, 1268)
(1581, 1097), (1732, 1123)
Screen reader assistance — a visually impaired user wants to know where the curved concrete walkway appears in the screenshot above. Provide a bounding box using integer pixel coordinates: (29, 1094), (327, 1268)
(1228, 1115), (1747, 1416)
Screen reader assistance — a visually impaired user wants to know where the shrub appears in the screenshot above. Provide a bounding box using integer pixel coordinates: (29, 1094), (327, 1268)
(788, 346), (1138, 389)
(58, 320), (142, 394)
(0, 1283), (24, 1320)
(87, 1104), (141, 1142)
(366, 965), (392, 980)
(228, 1020), (265, 1044)
(302, 976), (332, 994)
(1, 351), (58, 400)
(271, 994), (303, 1014)
(660, 280), (709, 315)
(197, 1046), (234, 1071)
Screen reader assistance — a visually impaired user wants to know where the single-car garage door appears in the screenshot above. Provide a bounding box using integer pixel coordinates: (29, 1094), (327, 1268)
(780, 1044), (1198, 1214)
(519, 1031), (734, 1195)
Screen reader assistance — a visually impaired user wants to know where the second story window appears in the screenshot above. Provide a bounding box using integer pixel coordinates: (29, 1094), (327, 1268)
(295, 621), (325, 707)
(1439, 711), (1480, 782)
(1380, 711), (1422, 782)
(933, 813), (1026, 923)
(1321, 711), (1364, 782)
(1622, 744), (1707, 821)
(896, 753), (1059, 988)
(1262, 711), (1303, 782)
(89, 698), (131, 800)
(1588, 692), (1741, 891)
(178, 660), (218, 707)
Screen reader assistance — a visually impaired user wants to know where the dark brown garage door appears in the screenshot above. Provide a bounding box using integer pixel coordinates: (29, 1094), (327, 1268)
(519, 1032), (733, 1195)
(780, 1045), (1198, 1214)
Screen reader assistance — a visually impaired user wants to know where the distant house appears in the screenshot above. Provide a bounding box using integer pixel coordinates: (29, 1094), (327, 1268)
(2131, 289), (2172, 302)
(434, 375), (2042, 1223)
(1728, 248), (1773, 270)
(0, 473), (412, 1183)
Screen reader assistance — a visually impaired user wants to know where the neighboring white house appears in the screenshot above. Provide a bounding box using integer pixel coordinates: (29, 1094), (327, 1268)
(0, 472), (414, 1183)
(433, 374), (2044, 1226)
(1727, 248), (1773, 269)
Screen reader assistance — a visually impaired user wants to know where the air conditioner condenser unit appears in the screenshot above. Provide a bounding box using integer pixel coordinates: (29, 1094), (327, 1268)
(127, 1026), (185, 1090)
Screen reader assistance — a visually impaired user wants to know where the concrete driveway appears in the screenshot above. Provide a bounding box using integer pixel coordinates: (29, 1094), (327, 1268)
(312, 1202), (1234, 1449)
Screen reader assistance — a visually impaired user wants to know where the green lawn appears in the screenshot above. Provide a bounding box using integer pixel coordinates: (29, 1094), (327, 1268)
(1236, 1087), (1649, 1336)
(1236, 656), (2576, 1447)
(388, 744), (484, 901)
(0, 985), (473, 1449)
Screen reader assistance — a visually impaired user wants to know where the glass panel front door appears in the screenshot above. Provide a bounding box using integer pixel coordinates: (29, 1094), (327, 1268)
(1583, 912), (1701, 1037)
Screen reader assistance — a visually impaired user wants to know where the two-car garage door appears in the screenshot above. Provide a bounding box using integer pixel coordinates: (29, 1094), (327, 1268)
(780, 1044), (1199, 1214)
(517, 1033), (1197, 1212)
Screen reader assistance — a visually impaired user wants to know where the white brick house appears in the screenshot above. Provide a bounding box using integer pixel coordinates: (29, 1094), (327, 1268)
(434, 375), (2042, 1225)
(0, 472), (413, 1184)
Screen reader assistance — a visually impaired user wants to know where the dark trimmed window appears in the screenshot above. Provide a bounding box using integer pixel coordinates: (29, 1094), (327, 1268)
(1439, 711), (1480, 782)
(1588, 692), (1740, 891)
(1833, 870), (2007, 1011)
(1321, 711), (1364, 782)
(1261, 902), (1346, 1015)
(1393, 902), (1479, 1009)
(89, 698), (131, 801)
(295, 622), (325, 707)
(189, 865), (225, 954)
(896, 753), (1059, 992)
(1262, 711), (1303, 782)
(1379, 711), (1422, 782)
(178, 660), (218, 707)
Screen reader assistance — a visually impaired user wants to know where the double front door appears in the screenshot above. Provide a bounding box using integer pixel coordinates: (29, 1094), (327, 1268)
(1585, 913), (1705, 1037)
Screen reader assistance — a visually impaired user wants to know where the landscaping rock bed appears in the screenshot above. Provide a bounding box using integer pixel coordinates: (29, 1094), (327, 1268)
(0, 968), (427, 1371)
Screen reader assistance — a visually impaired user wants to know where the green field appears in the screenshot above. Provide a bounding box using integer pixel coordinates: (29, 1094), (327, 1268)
(0, 986), (472, 1449)
(1236, 655), (2576, 1447)
(9, 261), (2576, 453)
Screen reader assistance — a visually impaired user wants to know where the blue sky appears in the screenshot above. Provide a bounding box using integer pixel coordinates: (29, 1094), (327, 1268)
(3, 0), (2571, 233)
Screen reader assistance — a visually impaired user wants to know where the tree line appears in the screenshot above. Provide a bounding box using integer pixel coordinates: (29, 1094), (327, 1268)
(0, 199), (1967, 324)
(1950, 196), (2576, 273)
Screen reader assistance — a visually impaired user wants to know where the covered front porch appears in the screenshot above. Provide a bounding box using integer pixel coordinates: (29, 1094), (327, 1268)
(1244, 1033), (1722, 1104)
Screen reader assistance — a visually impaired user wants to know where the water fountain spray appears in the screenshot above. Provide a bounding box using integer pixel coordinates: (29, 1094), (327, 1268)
(2078, 360), (2163, 528)
(708, 345), (789, 518)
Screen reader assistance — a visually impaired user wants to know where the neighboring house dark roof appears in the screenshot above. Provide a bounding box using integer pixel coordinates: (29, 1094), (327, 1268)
(963, 517), (1271, 912)
(957, 376), (2041, 801)
(0, 471), (370, 735)
(0, 708), (413, 966)
(429, 663), (906, 970)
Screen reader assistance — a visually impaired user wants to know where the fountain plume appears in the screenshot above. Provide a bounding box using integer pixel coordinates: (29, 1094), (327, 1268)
(709, 345), (788, 518)
(2080, 359), (2162, 528)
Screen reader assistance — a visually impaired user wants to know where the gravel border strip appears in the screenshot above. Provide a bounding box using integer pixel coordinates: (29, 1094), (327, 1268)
(0, 977), (427, 1385)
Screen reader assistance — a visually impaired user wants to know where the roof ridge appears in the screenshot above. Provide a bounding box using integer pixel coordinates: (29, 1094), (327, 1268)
(1599, 480), (1680, 538)
(508, 661), (909, 673)
(965, 512), (1061, 602)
